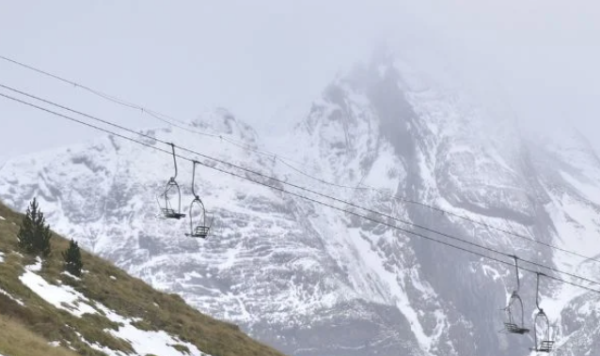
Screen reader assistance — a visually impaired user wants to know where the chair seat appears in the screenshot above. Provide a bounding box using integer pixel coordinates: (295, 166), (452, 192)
(539, 341), (554, 352)
(186, 226), (210, 239)
(162, 208), (185, 219)
(504, 322), (529, 334)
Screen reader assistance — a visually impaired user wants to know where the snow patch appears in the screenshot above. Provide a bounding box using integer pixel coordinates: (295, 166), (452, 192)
(61, 271), (81, 281)
(27, 256), (42, 272)
(0, 215), (5, 220)
(19, 269), (98, 317)
(19, 266), (211, 355)
(0, 287), (25, 306)
(0, 251), (4, 263)
(105, 311), (210, 356)
(75, 331), (120, 356)
(75, 303), (212, 356)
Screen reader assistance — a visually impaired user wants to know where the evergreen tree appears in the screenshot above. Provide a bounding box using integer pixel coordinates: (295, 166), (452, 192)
(17, 198), (52, 257)
(62, 239), (83, 277)
(17, 200), (36, 253)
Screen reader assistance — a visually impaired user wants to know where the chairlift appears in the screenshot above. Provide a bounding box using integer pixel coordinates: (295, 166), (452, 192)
(185, 161), (211, 239)
(156, 143), (186, 219)
(531, 273), (555, 353)
(503, 255), (530, 334)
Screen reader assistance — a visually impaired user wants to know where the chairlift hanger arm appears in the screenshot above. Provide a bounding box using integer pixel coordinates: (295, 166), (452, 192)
(510, 254), (520, 292)
(536, 272), (547, 311)
(170, 143), (178, 180)
(192, 160), (199, 198)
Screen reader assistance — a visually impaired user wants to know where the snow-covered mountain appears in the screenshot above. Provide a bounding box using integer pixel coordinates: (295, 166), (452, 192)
(1, 55), (600, 356)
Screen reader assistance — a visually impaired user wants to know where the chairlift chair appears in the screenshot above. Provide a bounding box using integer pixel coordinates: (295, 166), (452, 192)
(157, 143), (186, 220)
(503, 256), (530, 334)
(531, 273), (555, 353)
(533, 310), (554, 353)
(185, 161), (211, 239)
(504, 292), (529, 334)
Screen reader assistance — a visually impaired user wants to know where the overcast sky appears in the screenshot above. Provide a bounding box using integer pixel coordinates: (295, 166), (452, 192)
(1, 0), (599, 164)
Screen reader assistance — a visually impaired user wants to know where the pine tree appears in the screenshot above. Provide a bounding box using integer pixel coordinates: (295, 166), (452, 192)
(62, 239), (83, 277)
(17, 198), (52, 256)
(17, 200), (36, 253)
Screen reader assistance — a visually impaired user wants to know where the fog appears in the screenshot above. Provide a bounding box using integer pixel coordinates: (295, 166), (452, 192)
(1, 0), (599, 163)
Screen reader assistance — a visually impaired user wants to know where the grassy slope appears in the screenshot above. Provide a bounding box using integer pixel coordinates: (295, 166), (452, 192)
(0, 202), (287, 356)
(0, 315), (79, 356)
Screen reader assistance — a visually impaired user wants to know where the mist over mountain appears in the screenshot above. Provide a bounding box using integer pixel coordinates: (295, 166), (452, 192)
(1, 53), (600, 356)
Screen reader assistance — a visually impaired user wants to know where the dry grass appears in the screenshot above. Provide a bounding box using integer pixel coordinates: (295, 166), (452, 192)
(0, 201), (287, 356)
(0, 315), (80, 356)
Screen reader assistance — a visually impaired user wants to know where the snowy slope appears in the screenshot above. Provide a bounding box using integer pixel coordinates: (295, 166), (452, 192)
(16, 258), (210, 356)
(1, 57), (600, 356)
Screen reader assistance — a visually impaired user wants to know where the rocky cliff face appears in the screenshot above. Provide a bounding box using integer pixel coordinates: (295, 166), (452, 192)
(1, 57), (599, 356)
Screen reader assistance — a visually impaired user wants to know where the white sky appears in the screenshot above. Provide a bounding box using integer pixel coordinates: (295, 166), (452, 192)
(1, 0), (599, 163)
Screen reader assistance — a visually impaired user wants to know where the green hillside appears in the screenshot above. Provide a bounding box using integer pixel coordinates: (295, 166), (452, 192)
(0, 201), (287, 356)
